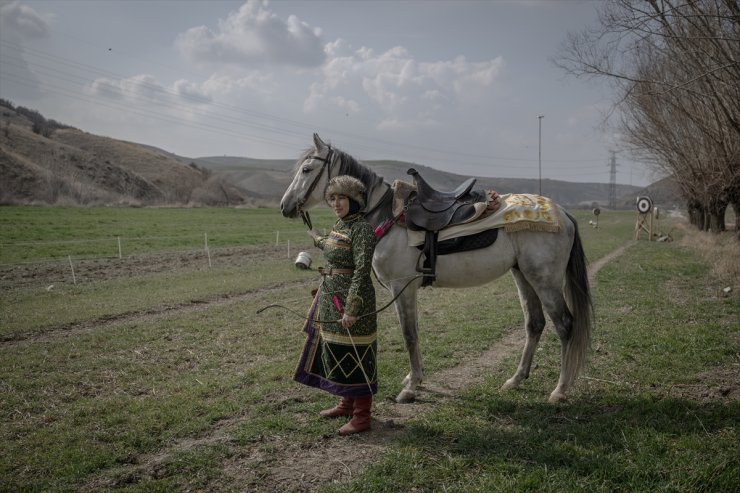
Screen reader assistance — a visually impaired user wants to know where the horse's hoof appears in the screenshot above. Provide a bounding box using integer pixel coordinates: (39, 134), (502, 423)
(396, 389), (416, 403)
(548, 391), (567, 403)
(501, 378), (520, 390)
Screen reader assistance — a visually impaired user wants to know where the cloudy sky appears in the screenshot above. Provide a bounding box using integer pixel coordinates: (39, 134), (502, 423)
(0, 0), (654, 186)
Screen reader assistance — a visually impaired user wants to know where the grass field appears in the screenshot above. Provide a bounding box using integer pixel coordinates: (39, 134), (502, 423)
(0, 206), (737, 492)
(0, 207), (337, 264)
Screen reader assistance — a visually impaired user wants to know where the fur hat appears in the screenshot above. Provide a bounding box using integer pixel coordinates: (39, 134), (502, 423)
(324, 175), (366, 208)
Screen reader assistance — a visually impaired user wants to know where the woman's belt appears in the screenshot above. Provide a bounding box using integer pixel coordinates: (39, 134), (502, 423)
(318, 267), (354, 276)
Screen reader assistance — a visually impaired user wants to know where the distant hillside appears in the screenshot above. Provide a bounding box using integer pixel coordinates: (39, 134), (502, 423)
(619, 176), (683, 210)
(0, 101), (681, 208)
(364, 161), (642, 208)
(0, 101), (252, 206)
(191, 155), (658, 209)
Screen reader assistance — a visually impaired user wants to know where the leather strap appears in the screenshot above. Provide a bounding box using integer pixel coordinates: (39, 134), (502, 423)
(318, 267), (354, 276)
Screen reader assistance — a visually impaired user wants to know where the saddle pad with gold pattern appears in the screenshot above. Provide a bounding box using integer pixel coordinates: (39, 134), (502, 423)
(406, 193), (561, 247)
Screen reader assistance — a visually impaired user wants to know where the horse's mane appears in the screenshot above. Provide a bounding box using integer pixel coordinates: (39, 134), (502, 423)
(334, 147), (387, 194)
(294, 145), (387, 194)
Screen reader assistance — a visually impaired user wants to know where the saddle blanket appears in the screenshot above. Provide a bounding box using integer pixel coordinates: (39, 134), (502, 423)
(405, 193), (561, 247)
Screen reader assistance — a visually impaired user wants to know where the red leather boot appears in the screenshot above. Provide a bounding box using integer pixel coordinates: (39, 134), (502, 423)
(319, 396), (354, 418)
(339, 395), (372, 435)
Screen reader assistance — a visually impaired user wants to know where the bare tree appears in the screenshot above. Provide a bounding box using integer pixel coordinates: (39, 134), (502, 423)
(557, 0), (740, 235)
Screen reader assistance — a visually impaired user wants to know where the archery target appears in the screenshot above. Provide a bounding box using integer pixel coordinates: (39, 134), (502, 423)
(636, 196), (653, 214)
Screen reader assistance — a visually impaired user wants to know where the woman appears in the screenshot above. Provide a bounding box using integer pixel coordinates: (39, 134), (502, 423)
(294, 175), (377, 435)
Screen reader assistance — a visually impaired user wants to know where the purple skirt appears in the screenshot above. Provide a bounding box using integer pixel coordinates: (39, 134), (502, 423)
(293, 294), (377, 397)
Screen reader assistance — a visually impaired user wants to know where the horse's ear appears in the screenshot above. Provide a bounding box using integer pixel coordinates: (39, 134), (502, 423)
(313, 133), (327, 151)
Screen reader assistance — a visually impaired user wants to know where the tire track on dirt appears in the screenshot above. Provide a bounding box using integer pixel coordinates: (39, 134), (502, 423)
(1, 278), (315, 347)
(80, 241), (633, 492)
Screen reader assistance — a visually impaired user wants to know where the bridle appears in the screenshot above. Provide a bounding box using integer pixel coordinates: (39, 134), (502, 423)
(261, 146), (412, 321)
(297, 147), (335, 230)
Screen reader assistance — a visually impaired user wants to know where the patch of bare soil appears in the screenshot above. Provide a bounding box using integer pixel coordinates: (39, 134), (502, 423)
(1, 244), (310, 345)
(221, 242), (634, 492)
(0, 245), (291, 290)
(587, 243), (631, 288)
(665, 366), (740, 402)
(78, 241), (635, 492)
(241, 328), (528, 492)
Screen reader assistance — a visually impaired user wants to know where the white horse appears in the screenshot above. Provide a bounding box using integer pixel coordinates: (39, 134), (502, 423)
(281, 134), (593, 404)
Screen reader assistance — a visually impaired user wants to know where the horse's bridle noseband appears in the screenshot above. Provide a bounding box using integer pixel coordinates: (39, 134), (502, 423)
(298, 148), (335, 230)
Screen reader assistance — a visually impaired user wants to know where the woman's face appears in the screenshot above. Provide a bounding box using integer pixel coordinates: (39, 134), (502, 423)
(329, 194), (350, 218)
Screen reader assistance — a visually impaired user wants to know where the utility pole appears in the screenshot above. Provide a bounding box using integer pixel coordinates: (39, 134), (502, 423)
(538, 115), (544, 196)
(608, 151), (618, 209)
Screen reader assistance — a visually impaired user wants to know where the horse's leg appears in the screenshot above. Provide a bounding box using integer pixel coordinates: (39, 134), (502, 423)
(536, 287), (575, 403)
(392, 283), (422, 403)
(502, 268), (547, 390)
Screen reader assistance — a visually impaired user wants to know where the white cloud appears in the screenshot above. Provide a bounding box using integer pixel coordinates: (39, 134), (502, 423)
(307, 44), (505, 131)
(127, 74), (168, 102)
(0, 1), (52, 38)
(377, 116), (440, 131)
(87, 74), (215, 107)
(87, 78), (125, 101)
(175, 0), (325, 69)
(421, 89), (445, 102)
(84, 71), (285, 129)
(200, 72), (272, 94)
(361, 73), (408, 112)
(173, 79), (212, 103)
(331, 95), (360, 113)
(376, 117), (404, 130)
(87, 75), (166, 105)
(303, 82), (326, 113)
(324, 38), (352, 58)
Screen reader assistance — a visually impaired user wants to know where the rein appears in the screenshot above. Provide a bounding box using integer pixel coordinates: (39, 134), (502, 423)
(271, 148), (406, 321)
(255, 274), (423, 322)
(364, 186), (393, 222)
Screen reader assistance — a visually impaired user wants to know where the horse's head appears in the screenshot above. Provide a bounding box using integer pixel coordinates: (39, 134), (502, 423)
(280, 133), (336, 220)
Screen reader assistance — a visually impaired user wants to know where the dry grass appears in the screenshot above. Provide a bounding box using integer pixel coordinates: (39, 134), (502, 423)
(676, 221), (740, 282)
(0, 118), (252, 207)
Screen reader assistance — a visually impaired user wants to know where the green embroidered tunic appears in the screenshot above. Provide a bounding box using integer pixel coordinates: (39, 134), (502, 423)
(294, 213), (378, 396)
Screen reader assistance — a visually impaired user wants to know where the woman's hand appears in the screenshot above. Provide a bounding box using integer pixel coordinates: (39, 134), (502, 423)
(307, 228), (321, 238)
(486, 190), (501, 212)
(340, 313), (358, 329)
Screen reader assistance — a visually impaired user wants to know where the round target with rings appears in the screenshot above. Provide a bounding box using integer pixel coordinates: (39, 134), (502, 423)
(636, 196), (653, 214)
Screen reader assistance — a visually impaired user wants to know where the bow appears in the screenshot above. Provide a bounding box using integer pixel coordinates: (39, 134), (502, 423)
(256, 274), (424, 322)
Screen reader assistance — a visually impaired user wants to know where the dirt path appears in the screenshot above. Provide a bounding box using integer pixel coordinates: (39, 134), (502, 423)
(80, 241), (632, 492)
(2, 278), (314, 346)
(587, 243), (630, 288)
(239, 241), (634, 491)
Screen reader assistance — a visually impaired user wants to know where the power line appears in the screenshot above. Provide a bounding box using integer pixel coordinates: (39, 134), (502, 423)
(1, 38), (616, 173)
(0, 72), (302, 150)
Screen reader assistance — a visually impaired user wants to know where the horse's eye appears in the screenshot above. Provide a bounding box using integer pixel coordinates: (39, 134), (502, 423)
(302, 165), (311, 173)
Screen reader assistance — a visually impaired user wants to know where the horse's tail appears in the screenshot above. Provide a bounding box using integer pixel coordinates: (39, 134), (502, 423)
(563, 211), (593, 386)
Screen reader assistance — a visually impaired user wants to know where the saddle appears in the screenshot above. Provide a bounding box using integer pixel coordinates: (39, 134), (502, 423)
(404, 168), (488, 285)
(405, 168), (478, 229)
